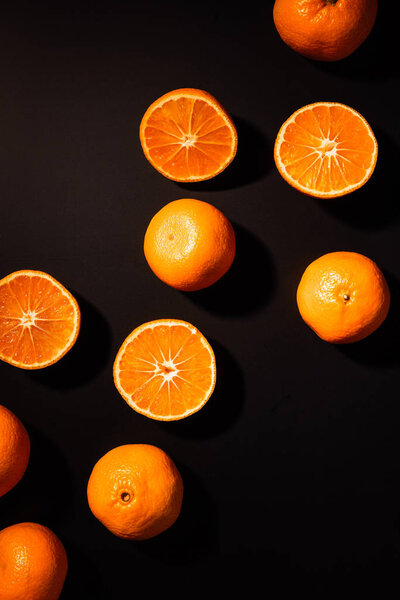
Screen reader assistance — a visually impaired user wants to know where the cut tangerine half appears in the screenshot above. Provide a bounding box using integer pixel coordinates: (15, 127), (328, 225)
(274, 102), (378, 198)
(139, 88), (238, 182)
(0, 270), (80, 369)
(113, 319), (216, 421)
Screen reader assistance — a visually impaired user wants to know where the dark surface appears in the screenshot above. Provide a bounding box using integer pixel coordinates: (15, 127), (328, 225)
(1, 1), (399, 596)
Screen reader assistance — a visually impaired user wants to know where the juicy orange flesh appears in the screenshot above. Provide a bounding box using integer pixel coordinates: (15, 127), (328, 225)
(0, 275), (76, 366)
(279, 105), (375, 193)
(117, 324), (214, 418)
(143, 97), (234, 179)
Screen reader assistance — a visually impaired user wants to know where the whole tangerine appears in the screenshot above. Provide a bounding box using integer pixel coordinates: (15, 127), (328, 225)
(0, 405), (30, 498)
(0, 522), (68, 600)
(87, 444), (184, 541)
(273, 0), (378, 62)
(144, 198), (236, 291)
(297, 251), (390, 343)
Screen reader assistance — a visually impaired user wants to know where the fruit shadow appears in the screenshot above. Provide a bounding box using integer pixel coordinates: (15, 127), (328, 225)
(157, 338), (245, 440)
(336, 271), (400, 367)
(184, 222), (277, 317)
(61, 542), (110, 600)
(314, 128), (400, 230)
(176, 116), (272, 192)
(28, 292), (112, 390)
(310, 5), (399, 82)
(0, 425), (73, 530)
(133, 464), (218, 565)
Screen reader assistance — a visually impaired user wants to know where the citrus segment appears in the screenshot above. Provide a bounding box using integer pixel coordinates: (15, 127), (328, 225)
(113, 319), (216, 420)
(0, 270), (80, 369)
(274, 102), (378, 198)
(140, 88), (237, 182)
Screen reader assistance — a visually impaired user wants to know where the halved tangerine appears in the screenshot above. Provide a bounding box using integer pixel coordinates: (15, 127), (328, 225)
(0, 270), (80, 369)
(139, 88), (238, 182)
(113, 319), (216, 421)
(274, 102), (378, 198)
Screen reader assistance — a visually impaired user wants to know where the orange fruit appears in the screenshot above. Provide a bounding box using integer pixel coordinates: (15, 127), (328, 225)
(0, 405), (30, 497)
(273, 0), (378, 62)
(297, 251), (390, 343)
(113, 319), (216, 421)
(0, 522), (68, 600)
(274, 102), (378, 198)
(87, 444), (183, 541)
(144, 198), (236, 291)
(139, 88), (238, 182)
(0, 270), (80, 369)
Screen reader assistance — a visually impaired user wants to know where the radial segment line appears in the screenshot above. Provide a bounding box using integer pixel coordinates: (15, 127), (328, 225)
(0, 323), (22, 341)
(188, 99), (195, 136)
(31, 323), (68, 344)
(311, 110), (327, 139)
(171, 331), (195, 362)
(290, 121), (324, 143)
(333, 155), (351, 184)
(12, 327), (25, 359)
(7, 283), (25, 315)
(197, 124), (228, 139)
(295, 155), (322, 181)
(175, 373), (207, 393)
(147, 126), (182, 140)
(28, 327), (37, 364)
(161, 146), (185, 168)
(174, 351), (201, 366)
(193, 114), (219, 136)
(192, 144), (220, 165)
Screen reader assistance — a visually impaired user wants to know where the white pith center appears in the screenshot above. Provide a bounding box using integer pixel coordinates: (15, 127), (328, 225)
(182, 133), (197, 147)
(20, 311), (37, 327)
(155, 359), (179, 381)
(318, 137), (337, 157)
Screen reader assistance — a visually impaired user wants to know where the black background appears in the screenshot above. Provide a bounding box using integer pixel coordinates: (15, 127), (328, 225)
(1, 1), (399, 597)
